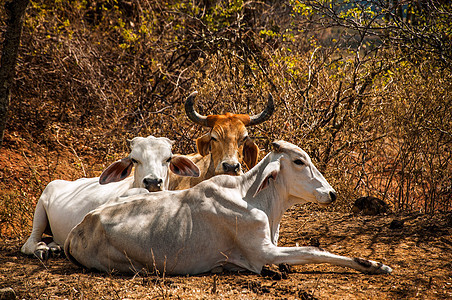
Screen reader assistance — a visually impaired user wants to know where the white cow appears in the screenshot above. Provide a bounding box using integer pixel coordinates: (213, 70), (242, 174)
(64, 140), (392, 275)
(21, 136), (200, 260)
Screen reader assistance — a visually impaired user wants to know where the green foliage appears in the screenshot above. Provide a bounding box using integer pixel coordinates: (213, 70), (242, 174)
(202, 0), (244, 31)
(291, 1), (313, 17)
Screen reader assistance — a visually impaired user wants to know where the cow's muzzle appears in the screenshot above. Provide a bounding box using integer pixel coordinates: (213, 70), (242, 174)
(222, 162), (241, 175)
(143, 177), (163, 192)
(317, 191), (337, 207)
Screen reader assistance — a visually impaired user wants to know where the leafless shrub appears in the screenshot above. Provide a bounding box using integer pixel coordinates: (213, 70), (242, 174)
(1, 0), (451, 238)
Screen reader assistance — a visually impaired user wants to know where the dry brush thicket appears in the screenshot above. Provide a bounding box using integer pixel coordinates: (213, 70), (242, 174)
(1, 0), (451, 237)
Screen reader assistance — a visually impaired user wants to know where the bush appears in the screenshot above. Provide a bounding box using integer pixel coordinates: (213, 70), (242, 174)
(1, 0), (451, 238)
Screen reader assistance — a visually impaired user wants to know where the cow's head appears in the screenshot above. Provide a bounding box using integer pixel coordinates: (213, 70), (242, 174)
(99, 136), (199, 192)
(255, 140), (337, 205)
(185, 91), (274, 176)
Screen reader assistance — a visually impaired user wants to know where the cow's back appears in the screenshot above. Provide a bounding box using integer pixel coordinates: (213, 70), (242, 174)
(44, 177), (133, 245)
(64, 182), (255, 274)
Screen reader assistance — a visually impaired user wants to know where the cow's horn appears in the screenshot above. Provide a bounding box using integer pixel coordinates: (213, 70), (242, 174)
(184, 91), (209, 127)
(248, 93), (275, 126)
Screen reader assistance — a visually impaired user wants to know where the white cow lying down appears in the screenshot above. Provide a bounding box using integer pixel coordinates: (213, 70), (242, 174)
(21, 136), (200, 260)
(65, 140), (392, 275)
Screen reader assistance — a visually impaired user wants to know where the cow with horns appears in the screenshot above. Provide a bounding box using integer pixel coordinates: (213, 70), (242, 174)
(169, 91), (274, 190)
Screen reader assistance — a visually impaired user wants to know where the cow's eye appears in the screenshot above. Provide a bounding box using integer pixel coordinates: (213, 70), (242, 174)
(131, 158), (139, 164)
(166, 157), (172, 163)
(211, 136), (218, 142)
(294, 159), (305, 166)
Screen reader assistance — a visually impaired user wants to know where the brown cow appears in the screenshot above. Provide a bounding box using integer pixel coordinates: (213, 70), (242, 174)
(169, 91), (274, 190)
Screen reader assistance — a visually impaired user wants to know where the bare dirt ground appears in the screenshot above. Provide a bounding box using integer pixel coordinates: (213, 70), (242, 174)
(1, 208), (451, 299)
(1, 134), (451, 299)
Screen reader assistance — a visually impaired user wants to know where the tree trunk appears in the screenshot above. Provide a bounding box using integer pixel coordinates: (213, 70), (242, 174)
(0, 0), (29, 146)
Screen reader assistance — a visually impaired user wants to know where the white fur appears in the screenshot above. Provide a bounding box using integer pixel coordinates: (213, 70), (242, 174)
(21, 136), (199, 258)
(65, 140), (392, 275)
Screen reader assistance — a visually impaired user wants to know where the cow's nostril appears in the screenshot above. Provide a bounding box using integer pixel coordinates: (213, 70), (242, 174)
(330, 191), (337, 202)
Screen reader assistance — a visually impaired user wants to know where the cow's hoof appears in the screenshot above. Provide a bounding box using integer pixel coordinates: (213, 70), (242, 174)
(34, 249), (50, 261)
(354, 257), (393, 275)
(49, 244), (63, 257)
(368, 263), (393, 274)
(377, 264), (393, 274)
(261, 264), (286, 280)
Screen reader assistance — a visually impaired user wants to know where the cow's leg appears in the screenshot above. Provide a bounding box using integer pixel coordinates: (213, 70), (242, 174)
(264, 245), (392, 275)
(21, 200), (51, 260)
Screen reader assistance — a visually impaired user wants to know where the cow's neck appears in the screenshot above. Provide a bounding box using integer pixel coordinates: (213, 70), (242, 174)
(242, 153), (289, 244)
(130, 175), (140, 189)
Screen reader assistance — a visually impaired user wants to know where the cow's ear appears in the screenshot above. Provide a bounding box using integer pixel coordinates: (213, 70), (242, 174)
(243, 139), (259, 169)
(253, 161), (279, 197)
(169, 156), (200, 177)
(196, 133), (211, 156)
(99, 158), (133, 184)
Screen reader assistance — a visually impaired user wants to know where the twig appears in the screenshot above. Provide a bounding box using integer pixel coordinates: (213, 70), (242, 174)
(54, 127), (86, 177)
(310, 274), (323, 298)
